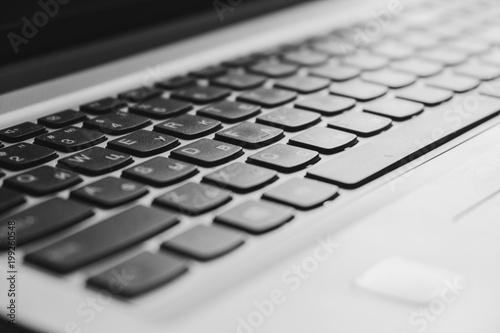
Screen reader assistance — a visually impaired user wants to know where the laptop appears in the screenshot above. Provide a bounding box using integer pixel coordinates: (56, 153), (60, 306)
(2, 0), (500, 331)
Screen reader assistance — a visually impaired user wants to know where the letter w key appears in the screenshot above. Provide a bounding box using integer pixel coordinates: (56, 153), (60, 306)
(58, 147), (133, 176)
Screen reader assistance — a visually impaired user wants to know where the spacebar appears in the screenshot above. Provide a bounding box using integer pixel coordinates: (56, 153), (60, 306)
(307, 95), (500, 188)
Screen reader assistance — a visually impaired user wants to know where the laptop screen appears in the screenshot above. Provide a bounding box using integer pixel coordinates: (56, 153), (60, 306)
(0, 0), (305, 93)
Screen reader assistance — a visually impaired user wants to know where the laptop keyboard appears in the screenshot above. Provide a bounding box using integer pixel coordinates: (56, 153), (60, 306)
(2, 0), (500, 298)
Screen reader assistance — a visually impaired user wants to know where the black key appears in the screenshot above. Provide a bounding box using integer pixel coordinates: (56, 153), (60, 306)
(426, 74), (479, 93)
(122, 157), (198, 187)
(71, 177), (148, 208)
(0, 188), (25, 214)
(215, 122), (284, 149)
(197, 101), (261, 123)
(4, 166), (82, 196)
(396, 86), (453, 106)
(58, 147), (133, 176)
(247, 144), (319, 173)
(330, 79), (388, 101)
(309, 65), (360, 82)
(237, 88), (297, 108)
(274, 76), (330, 93)
(248, 62), (298, 78)
(154, 114), (222, 140)
(390, 58), (443, 77)
(34, 126), (107, 152)
(84, 111), (151, 135)
(363, 98), (424, 121)
(262, 178), (338, 210)
(215, 200), (294, 234)
(306, 94), (500, 188)
(282, 49), (329, 67)
(419, 47), (468, 66)
(0, 122), (46, 143)
(170, 86), (230, 104)
(161, 225), (244, 261)
(108, 130), (178, 157)
(203, 162), (277, 193)
(170, 139), (243, 167)
(361, 69), (417, 89)
(87, 252), (188, 298)
(129, 98), (192, 119)
(0, 198), (93, 250)
(0, 169), (3, 177)
(118, 87), (163, 102)
(0, 143), (57, 171)
(221, 55), (258, 67)
(154, 182), (231, 215)
(256, 107), (321, 132)
(38, 110), (87, 128)
(342, 53), (389, 71)
(327, 112), (392, 137)
(211, 73), (266, 90)
(289, 127), (357, 154)
(156, 76), (196, 90)
(190, 65), (227, 78)
(295, 95), (356, 115)
(25, 206), (178, 273)
(80, 97), (127, 114)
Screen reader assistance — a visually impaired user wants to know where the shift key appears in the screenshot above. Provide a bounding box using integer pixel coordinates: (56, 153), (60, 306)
(25, 206), (179, 273)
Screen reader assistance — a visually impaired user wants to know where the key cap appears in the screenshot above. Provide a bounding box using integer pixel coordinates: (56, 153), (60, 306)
(156, 76), (196, 90)
(34, 126), (107, 152)
(203, 162), (277, 193)
(371, 41), (414, 60)
(309, 64), (360, 82)
(80, 97), (127, 114)
(454, 63), (500, 81)
(247, 144), (319, 173)
(38, 110), (87, 128)
(190, 65), (227, 78)
(215, 200), (294, 234)
(170, 139), (243, 167)
(289, 127), (357, 154)
(330, 79), (388, 101)
(361, 69), (417, 89)
(4, 166), (82, 196)
(396, 86), (453, 105)
(109, 131), (177, 158)
(282, 49), (329, 67)
(129, 98), (192, 119)
(211, 73), (266, 90)
(87, 252), (188, 298)
(390, 58), (443, 77)
(197, 101), (261, 123)
(399, 32), (440, 49)
(426, 74), (480, 93)
(327, 112), (392, 137)
(154, 182), (231, 215)
(170, 86), (231, 104)
(71, 177), (148, 208)
(84, 111), (151, 135)
(306, 94), (500, 188)
(262, 178), (338, 210)
(0, 122), (46, 143)
(0, 198), (93, 250)
(447, 39), (490, 55)
(274, 76), (330, 93)
(161, 225), (244, 261)
(118, 87), (163, 102)
(221, 55), (258, 67)
(154, 114), (222, 139)
(363, 98), (424, 120)
(342, 53), (389, 71)
(248, 61), (298, 77)
(215, 122), (284, 149)
(295, 95), (356, 115)
(24, 206), (178, 273)
(481, 49), (500, 67)
(237, 88), (297, 108)
(122, 157), (198, 187)
(419, 47), (468, 66)
(58, 147), (133, 176)
(0, 143), (57, 171)
(0, 188), (25, 214)
(310, 38), (357, 57)
(256, 107), (321, 132)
